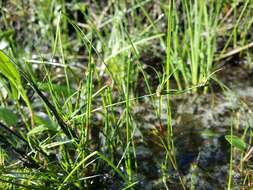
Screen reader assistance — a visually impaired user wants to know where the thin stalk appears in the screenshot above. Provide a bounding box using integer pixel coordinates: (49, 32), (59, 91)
(85, 34), (94, 143)
(219, 0), (250, 57)
(125, 56), (132, 182)
(227, 119), (234, 190)
(136, 0), (166, 50)
(166, 0), (174, 162)
(165, 3), (185, 189)
(57, 12), (72, 112)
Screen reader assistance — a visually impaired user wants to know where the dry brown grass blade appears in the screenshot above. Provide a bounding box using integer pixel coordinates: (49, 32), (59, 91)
(215, 41), (253, 61)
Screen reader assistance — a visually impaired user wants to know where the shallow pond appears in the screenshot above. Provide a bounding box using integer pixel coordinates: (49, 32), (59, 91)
(121, 65), (253, 189)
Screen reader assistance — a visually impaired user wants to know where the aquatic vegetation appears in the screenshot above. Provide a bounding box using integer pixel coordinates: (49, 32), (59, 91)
(0, 0), (253, 189)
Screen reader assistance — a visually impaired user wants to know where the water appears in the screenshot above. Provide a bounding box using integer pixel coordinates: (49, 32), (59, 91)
(130, 67), (253, 189)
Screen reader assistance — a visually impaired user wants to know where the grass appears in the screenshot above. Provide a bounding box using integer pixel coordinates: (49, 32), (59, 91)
(0, 0), (253, 189)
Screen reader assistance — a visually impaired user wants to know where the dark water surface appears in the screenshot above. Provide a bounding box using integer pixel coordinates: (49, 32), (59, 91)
(124, 65), (253, 189)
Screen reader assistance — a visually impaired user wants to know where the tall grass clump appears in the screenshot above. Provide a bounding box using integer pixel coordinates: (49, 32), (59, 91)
(163, 0), (221, 92)
(1, 0), (253, 189)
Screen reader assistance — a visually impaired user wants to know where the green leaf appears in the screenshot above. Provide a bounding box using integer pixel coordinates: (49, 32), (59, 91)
(0, 51), (22, 87)
(0, 107), (18, 126)
(0, 51), (27, 102)
(28, 115), (58, 136)
(225, 135), (247, 152)
(27, 125), (49, 136)
(0, 51), (31, 112)
(200, 129), (220, 138)
(34, 115), (57, 131)
(10, 82), (19, 100)
(42, 139), (74, 149)
(38, 82), (74, 97)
